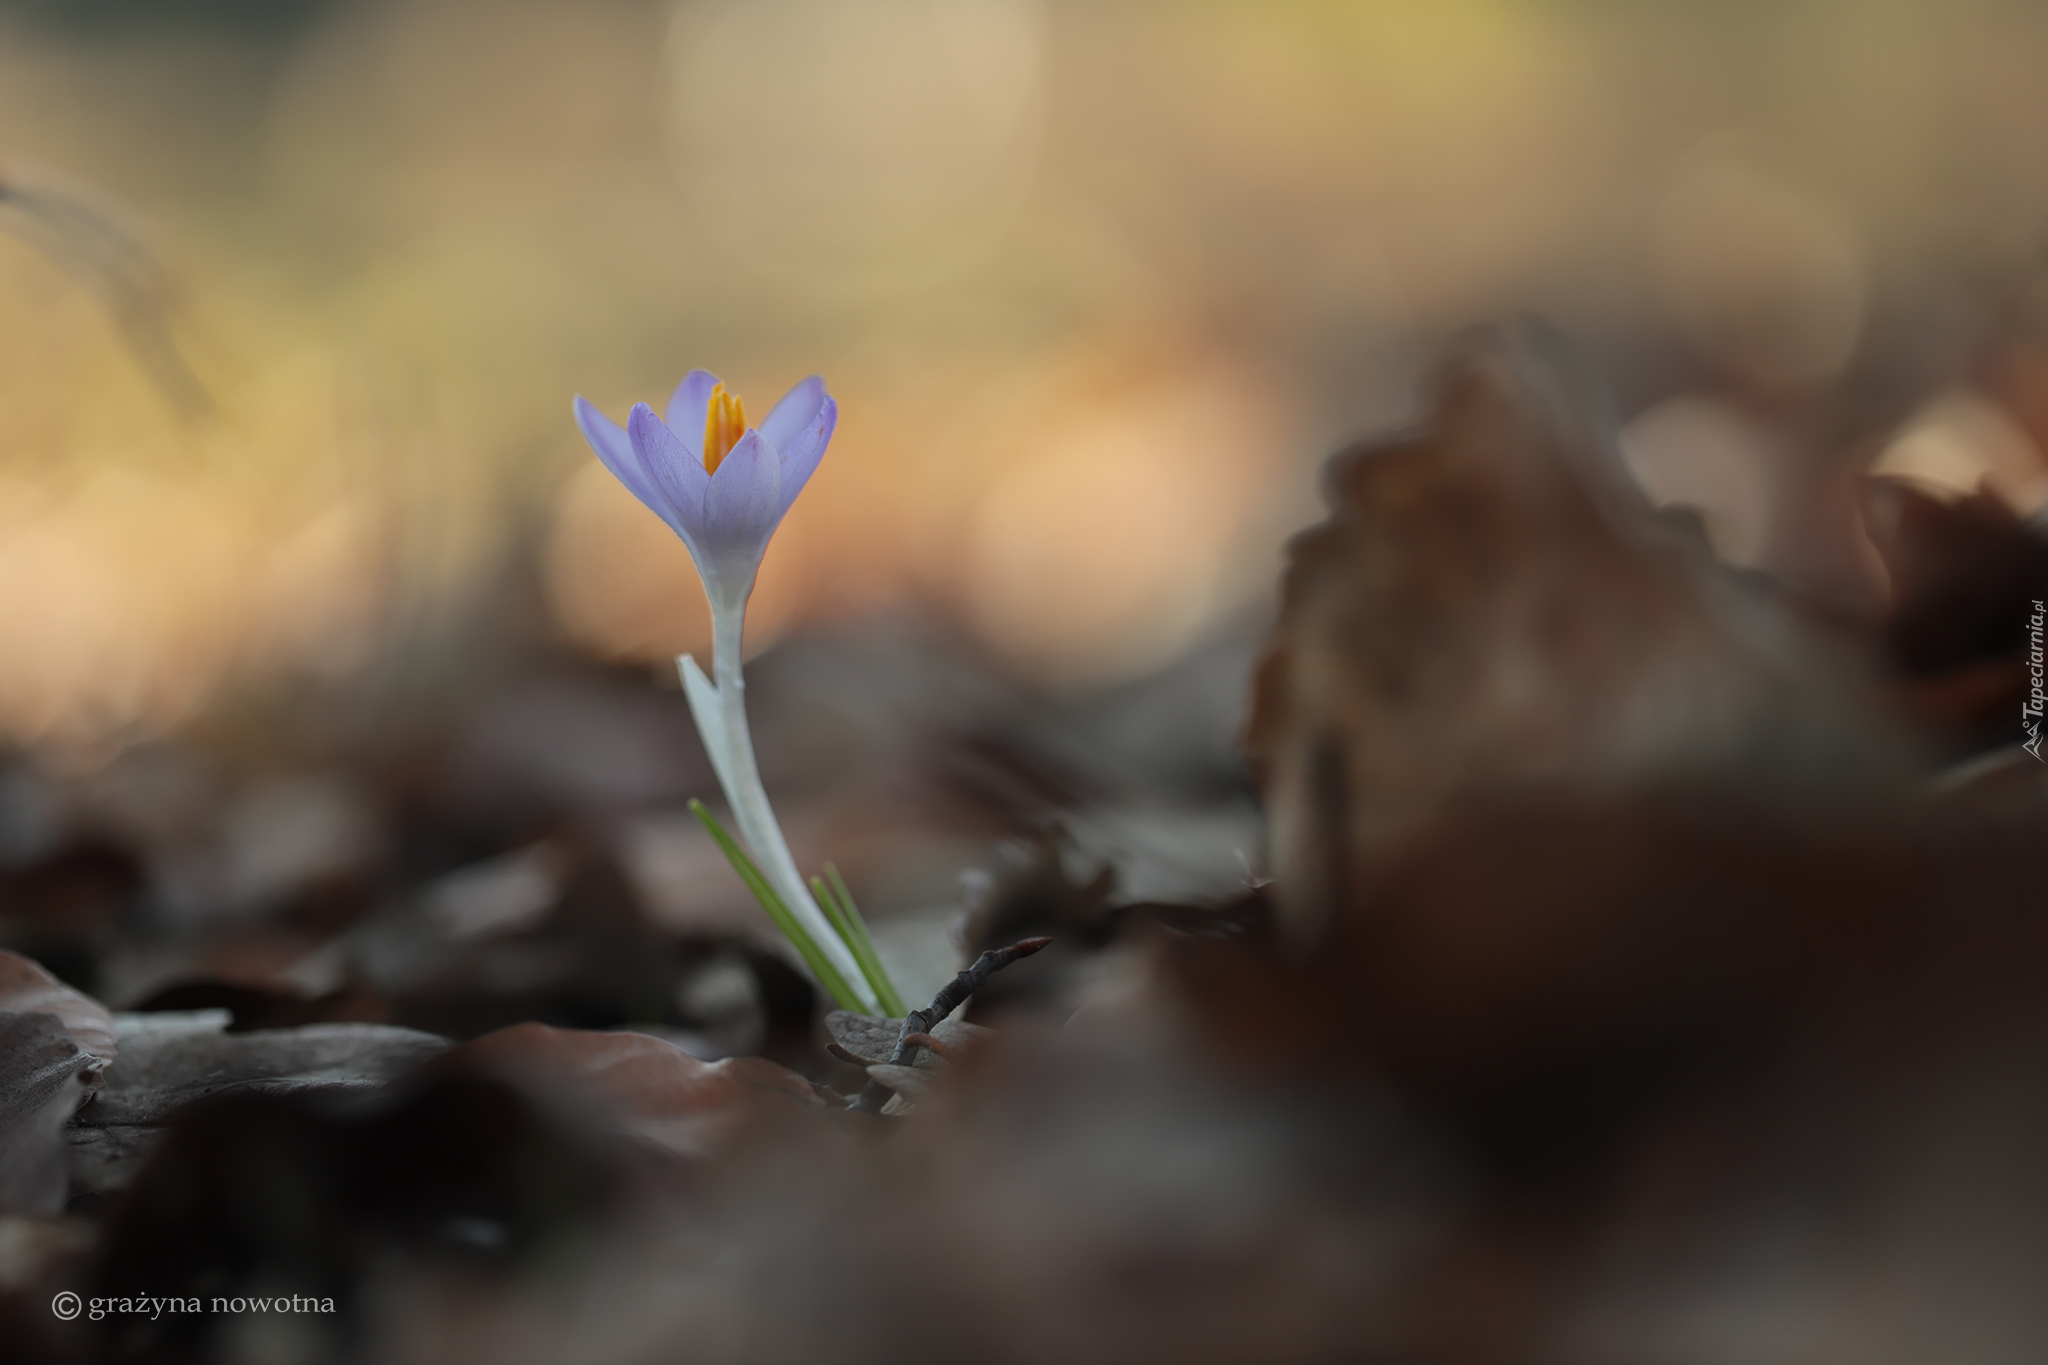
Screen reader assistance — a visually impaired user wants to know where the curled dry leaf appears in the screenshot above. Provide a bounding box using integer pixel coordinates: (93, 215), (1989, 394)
(824, 1010), (994, 1072)
(0, 950), (117, 1213)
(446, 1022), (831, 1160)
(829, 1010), (1002, 1113)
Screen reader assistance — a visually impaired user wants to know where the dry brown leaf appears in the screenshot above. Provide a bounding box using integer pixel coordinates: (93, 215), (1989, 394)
(0, 1014), (92, 1212)
(1246, 326), (1895, 944)
(67, 1015), (453, 1197)
(446, 1022), (830, 1159)
(0, 950), (115, 1075)
(0, 951), (118, 1212)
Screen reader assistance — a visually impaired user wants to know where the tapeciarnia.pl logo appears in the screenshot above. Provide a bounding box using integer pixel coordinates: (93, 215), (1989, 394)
(2026, 599), (2045, 762)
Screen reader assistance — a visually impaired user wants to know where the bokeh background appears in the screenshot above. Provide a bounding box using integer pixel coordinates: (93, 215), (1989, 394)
(8, 0), (2048, 757)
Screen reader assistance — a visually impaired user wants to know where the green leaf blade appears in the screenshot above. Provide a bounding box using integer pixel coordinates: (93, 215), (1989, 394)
(822, 863), (906, 1017)
(689, 799), (864, 1011)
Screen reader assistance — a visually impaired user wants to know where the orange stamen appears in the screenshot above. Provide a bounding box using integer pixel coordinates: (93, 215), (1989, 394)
(702, 384), (749, 474)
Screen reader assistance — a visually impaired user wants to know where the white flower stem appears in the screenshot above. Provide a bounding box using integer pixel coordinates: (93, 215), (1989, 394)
(701, 597), (874, 1009)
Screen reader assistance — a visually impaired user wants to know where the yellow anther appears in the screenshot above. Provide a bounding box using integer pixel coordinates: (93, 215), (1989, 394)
(703, 384), (749, 474)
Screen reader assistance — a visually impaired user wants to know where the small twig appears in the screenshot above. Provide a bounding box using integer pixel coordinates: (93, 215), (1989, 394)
(849, 936), (1051, 1113)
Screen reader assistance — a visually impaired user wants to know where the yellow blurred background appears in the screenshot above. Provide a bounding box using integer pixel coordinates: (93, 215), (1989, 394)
(6, 0), (2048, 754)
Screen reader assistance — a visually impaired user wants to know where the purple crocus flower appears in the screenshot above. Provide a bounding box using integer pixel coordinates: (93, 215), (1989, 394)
(572, 370), (836, 606)
(567, 365), (881, 1010)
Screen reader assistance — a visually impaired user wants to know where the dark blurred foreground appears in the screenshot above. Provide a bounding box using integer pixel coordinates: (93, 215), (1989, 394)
(5, 326), (2048, 1363)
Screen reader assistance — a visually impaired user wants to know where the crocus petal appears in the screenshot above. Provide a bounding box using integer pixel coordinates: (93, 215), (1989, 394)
(664, 370), (721, 452)
(770, 395), (836, 522)
(698, 428), (782, 579)
(757, 375), (827, 455)
(575, 395), (665, 513)
(626, 403), (710, 548)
